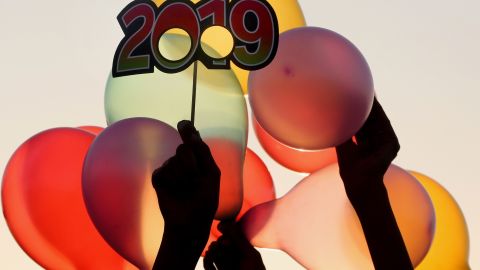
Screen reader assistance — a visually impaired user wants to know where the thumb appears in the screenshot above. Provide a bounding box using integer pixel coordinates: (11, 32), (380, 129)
(335, 138), (356, 165)
(177, 120), (201, 145)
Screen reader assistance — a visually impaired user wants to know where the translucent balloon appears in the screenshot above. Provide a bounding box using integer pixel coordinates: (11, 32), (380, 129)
(239, 148), (276, 218)
(105, 34), (247, 219)
(249, 27), (374, 150)
(82, 118), (181, 269)
(78, 125), (104, 135)
(208, 148), (276, 249)
(410, 171), (471, 270)
(1, 128), (133, 269)
(203, 137), (245, 218)
(241, 164), (435, 269)
(152, 0), (306, 93)
(253, 115), (337, 172)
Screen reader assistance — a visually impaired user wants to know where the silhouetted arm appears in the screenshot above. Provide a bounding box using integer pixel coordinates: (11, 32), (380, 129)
(152, 120), (221, 270)
(336, 98), (413, 270)
(348, 182), (412, 270)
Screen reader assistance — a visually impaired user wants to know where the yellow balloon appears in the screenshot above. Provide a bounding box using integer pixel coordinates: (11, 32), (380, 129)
(152, 0), (306, 94)
(410, 171), (471, 270)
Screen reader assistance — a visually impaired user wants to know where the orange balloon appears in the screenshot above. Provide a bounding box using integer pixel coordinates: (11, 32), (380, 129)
(253, 115), (337, 173)
(1, 128), (133, 269)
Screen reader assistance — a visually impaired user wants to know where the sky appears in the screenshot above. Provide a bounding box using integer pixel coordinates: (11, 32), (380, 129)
(0, 0), (479, 269)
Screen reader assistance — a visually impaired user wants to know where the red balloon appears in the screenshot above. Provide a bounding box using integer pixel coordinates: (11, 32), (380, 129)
(204, 137), (245, 220)
(253, 115), (337, 173)
(78, 126), (104, 135)
(209, 148), (276, 240)
(1, 128), (133, 269)
(239, 148), (276, 217)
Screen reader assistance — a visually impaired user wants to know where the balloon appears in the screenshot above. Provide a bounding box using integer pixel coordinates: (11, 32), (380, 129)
(253, 115), (337, 172)
(152, 0), (306, 94)
(249, 27), (374, 150)
(239, 148), (276, 218)
(78, 126), (104, 135)
(211, 147), (276, 235)
(105, 34), (247, 219)
(410, 171), (471, 270)
(203, 137), (245, 218)
(82, 118), (245, 268)
(82, 118), (180, 269)
(1, 128), (133, 269)
(241, 164), (435, 269)
(207, 148), (276, 251)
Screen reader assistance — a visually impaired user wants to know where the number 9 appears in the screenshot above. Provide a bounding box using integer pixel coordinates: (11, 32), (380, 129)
(229, 0), (279, 70)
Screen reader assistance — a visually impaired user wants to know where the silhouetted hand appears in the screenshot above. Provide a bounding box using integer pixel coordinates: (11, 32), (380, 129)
(335, 98), (413, 270)
(336, 97), (400, 201)
(152, 120), (221, 270)
(204, 221), (265, 270)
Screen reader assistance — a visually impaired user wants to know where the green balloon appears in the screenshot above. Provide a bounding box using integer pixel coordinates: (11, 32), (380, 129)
(105, 34), (247, 219)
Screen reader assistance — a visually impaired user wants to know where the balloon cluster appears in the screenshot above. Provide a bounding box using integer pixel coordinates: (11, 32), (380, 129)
(1, 0), (470, 269)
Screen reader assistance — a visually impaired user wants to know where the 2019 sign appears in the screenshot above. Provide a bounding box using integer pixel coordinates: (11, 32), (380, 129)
(113, 0), (279, 77)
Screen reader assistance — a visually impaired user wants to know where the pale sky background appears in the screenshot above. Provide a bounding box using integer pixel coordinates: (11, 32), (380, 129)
(0, 0), (479, 269)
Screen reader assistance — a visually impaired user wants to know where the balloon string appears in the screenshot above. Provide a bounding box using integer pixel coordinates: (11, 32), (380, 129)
(191, 61), (198, 124)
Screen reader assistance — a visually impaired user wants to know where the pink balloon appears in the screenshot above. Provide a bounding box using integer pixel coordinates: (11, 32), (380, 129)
(2, 128), (133, 269)
(253, 115), (337, 173)
(249, 27), (374, 150)
(82, 118), (245, 268)
(241, 164), (435, 269)
(82, 118), (181, 269)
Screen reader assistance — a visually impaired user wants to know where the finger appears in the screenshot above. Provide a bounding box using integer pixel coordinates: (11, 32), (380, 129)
(356, 98), (399, 158)
(173, 144), (200, 192)
(216, 235), (232, 248)
(152, 155), (195, 198)
(175, 143), (199, 178)
(177, 120), (201, 145)
(217, 219), (235, 234)
(203, 251), (217, 270)
(151, 156), (177, 190)
(372, 137), (400, 165)
(335, 138), (357, 166)
(356, 97), (395, 143)
(219, 221), (253, 251)
(204, 241), (224, 270)
(177, 120), (219, 175)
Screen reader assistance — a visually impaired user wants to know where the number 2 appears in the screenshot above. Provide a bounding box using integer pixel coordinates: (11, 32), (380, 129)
(113, 1), (156, 77)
